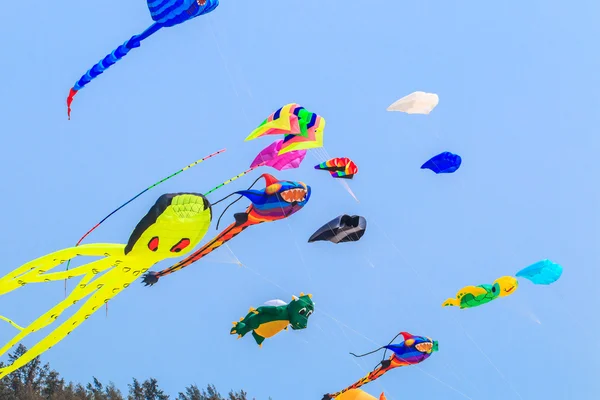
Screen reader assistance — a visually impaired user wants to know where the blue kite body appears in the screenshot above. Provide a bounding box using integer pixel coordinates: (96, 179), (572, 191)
(516, 260), (563, 285)
(67, 0), (219, 118)
(421, 152), (462, 174)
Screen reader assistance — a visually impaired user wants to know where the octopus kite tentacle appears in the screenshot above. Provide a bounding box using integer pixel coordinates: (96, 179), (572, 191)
(0, 193), (213, 378)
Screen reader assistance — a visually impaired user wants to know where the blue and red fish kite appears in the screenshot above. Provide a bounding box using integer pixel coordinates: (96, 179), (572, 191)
(142, 173), (311, 285)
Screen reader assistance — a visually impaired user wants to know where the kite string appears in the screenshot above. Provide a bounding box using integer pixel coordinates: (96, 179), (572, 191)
(219, 246), (473, 400)
(211, 10), (321, 285)
(370, 219), (524, 400)
(209, 12), (316, 285)
(209, 24), (478, 396)
(212, 174), (264, 229)
(204, 163), (264, 197)
(211, 36), (473, 395)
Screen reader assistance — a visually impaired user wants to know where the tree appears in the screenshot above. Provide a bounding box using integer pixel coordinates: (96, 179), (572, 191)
(1, 346), (257, 400)
(128, 377), (169, 400)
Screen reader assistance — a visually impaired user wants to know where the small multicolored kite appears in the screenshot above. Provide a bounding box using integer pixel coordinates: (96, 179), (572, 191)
(244, 103), (325, 155)
(230, 293), (314, 347)
(314, 158), (358, 179)
(142, 173), (311, 285)
(323, 332), (438, 399)
(67, 0), (219, 118)
(250, 139), (307, 171)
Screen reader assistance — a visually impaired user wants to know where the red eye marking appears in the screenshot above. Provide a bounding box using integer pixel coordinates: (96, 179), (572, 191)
(170, 238), (191, 253)
(148, 237), (159, 252)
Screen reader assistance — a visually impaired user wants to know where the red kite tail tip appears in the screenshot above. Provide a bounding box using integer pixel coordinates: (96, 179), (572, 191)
(66, 88), (78, 119)
(379, 393), (387, 400)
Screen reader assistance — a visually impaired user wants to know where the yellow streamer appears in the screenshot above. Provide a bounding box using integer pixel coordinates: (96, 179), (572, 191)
(0, 193), (212, 378)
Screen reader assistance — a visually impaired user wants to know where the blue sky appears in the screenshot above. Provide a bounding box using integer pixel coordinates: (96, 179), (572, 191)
(1, 1), (599, 399)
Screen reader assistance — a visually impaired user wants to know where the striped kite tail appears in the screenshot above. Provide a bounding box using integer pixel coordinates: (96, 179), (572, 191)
(142, 218), (255, 286)
(66, 23), (162, 119)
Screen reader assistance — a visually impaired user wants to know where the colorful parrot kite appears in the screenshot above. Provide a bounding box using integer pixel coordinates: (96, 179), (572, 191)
(250, 139), (307, 171)
(443, 260), (563, 309)
(66, 0), (220, 118)
(0, 193), (212, 378)
(421, 151), (462, 174)
(244, 103), (325, 155)
(230, 293), (314, 347)
(323, 332), (438, 399)
(142, 173), (311, 285)
(308, 215), (367, 244)
(314, 158), (358, 179)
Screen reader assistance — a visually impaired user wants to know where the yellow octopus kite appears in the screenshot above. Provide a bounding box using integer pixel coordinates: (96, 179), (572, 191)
(0, 193), (212, 378)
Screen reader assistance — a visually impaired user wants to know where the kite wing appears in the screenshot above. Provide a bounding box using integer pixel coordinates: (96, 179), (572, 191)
(250, 140), (307, 171)
(516, 260), (563, 285)
(279, 113), (325, 155)
(308, 215), (367, 244)
(245, 104), (325, 155)
(387, 91), (439, 114)
(421, 151), (462, 174)
(245, 104), (303, 141)
(314, 157), (358, 179)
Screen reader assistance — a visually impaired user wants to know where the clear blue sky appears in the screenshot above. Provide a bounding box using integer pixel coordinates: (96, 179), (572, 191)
(1, 1), (599, 399)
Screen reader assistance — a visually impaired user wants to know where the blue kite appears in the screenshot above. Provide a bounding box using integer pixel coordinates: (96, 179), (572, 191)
(421, 151), (462, 174)
(67, 0), (220, 119)
(516, 260), (563, 285)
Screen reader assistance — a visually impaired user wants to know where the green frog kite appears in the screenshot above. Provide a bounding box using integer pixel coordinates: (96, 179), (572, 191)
(230, 293), (314, 347)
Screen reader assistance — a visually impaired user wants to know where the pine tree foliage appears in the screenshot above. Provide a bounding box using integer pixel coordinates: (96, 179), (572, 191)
(0, 346), (257, 400)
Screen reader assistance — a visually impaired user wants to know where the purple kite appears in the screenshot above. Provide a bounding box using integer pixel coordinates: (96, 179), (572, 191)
(250, 140), (307, 171)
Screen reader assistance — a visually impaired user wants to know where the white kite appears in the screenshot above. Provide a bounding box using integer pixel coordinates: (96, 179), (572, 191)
(387, 91), (439, 114)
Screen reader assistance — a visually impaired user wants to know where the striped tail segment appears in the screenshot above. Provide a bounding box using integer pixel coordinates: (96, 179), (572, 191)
(66, 23), (162, 119)
(143, 214), (256, 284)
(323, 358), (397, 399)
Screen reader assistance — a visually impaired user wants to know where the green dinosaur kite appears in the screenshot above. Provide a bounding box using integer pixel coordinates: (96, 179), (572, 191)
(230, 293), (314, 347)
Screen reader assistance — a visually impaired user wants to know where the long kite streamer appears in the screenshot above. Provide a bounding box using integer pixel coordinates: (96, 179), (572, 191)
(204, 162), (266, 196)
(77, 148), (225, 247)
